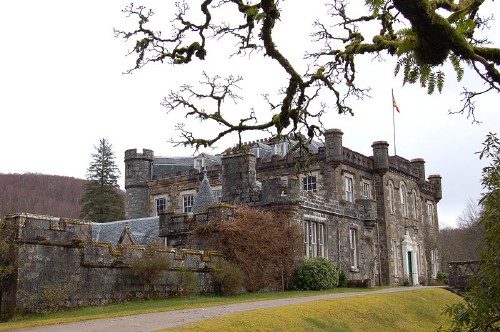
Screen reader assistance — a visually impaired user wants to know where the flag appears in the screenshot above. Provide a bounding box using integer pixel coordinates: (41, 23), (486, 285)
(392, 90), (400, 113)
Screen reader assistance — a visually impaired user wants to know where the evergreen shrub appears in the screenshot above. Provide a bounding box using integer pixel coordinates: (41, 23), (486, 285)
(292, 257), (339, 290)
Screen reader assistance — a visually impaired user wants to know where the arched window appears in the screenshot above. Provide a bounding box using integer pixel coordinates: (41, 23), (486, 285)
(400, 182), (408, 217)
(388, 181), (395, 214)
(412, 190), (418, 219)
(427, 201), (434, 225)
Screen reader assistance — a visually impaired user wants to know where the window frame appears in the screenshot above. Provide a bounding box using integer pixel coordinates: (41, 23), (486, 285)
(344, 174), (354, 202)
(431, 249), (438, 278)
(212, 186), (222, 203)
(361, 180), (371, 199)
(155, 197), (167, 215)
(311, 222), (318, 257)
(412, 190), (418, 220)
(182, 193), (195, 213)
(304, 220), (327, 258)
(318, 223), (325, 257)
(426, 201), (434, 225)
(304, 222), (310, 257)
(388, 181), (395, 214)
(274, 142), (288, 157)
(349, 228), (359, 271)
(400, 182), (408, 217)
(302, 174), (317, 193)
(393, 240), (399, 277)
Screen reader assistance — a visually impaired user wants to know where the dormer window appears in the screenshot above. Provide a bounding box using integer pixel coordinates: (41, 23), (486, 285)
(194, 157), (204, 171)
(250, 147), (260, 158)
(274, 142), (288, 157)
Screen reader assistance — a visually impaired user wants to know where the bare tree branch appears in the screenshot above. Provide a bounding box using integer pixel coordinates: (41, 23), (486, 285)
(116, 0), (499, 149)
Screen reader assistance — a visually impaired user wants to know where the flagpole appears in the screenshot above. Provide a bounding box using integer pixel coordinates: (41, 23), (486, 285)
(392, 89), (397, 156)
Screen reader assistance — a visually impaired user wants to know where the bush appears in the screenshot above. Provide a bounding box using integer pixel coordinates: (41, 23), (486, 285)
(175, 266), (199, 296)
(0, 219), (17, 290)
(131, 254), (171, 284)
(130, 242), (171, 285)
(437, 271), (449, 285)
(292, 257), (339, 290)
(32, 283), (78, 313)
(338, 267), (348, 287)
(212, 262), (245, 296)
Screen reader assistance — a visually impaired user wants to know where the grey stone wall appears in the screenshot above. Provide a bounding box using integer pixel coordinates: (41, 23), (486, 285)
(148, 168), (222, 215)
(1, 214), (220, 318)
(125, 129), (443, 288)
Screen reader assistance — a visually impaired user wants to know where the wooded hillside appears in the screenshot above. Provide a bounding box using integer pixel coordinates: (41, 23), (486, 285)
(0, 173), (87, 219)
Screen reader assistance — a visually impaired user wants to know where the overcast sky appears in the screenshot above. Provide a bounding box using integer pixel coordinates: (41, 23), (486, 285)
(1, 1), (498, 228)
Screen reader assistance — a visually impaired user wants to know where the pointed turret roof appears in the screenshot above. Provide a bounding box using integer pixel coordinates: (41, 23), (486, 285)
(192, 169), (216, 213)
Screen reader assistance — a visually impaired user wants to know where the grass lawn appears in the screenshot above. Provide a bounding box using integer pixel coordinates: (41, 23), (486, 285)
(0, 287), (381, 331)
(161, 288), (462, 332)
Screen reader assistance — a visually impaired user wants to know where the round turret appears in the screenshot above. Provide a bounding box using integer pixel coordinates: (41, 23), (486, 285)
(428, 174), (442, 202)
(124, 149), (154, 219)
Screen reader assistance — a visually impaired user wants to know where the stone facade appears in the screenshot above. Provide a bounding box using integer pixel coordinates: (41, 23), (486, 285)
(0, 213), (221, 319)
(126, 129), (442, 287)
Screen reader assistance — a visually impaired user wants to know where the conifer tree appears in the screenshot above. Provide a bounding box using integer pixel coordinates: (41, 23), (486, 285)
(80, 138), (124, 222)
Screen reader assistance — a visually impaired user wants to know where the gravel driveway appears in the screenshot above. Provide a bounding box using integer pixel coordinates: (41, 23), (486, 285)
(13, 287), (441, 332)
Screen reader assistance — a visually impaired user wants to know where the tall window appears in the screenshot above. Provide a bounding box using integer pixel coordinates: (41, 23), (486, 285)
(388, 182), (395, 213)
(304, 221), (326, 258)
(431, 249), (438, 278)
(212, 189), (222, 203)
(400, 182), (408, 217)
(412, 190), (418, 219)
(362, 181), (370, 199)
(393, 240), (399, 276)
(311, 222), (318, 257)
(318, 223), (325, 257)
(304, 222), (310, 257)
(155, 197), (166, 215)
(182, 194), (194, 213)
(349, 228), (358, 270)
(344, 174), (353, 202)
(426, 201), (434, 225)
(302, 175), (317, 192)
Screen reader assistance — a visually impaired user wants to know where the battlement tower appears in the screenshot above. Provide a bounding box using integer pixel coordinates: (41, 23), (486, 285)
(124, 149), (154, 219)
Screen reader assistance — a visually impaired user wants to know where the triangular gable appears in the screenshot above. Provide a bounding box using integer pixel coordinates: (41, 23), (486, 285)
(118, 225), (136, 245)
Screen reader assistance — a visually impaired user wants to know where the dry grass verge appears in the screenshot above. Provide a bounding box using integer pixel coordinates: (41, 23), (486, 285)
(164, 288), (461, 331)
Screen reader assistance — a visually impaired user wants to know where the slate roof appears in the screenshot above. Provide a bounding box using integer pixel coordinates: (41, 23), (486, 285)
(152, 157), (194, 178)
(194, 152), (222, 167)
(248, 138), (324, 161)
(91, 216), (160, 246)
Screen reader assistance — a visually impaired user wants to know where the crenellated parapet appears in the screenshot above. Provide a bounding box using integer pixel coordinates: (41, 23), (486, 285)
(342, 147), (374, 171)
(159, 204), (235, 248)
(1, 213), (222, 317)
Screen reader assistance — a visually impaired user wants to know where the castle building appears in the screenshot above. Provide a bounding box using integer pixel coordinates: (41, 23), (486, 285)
(124, 129), (442, 286)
